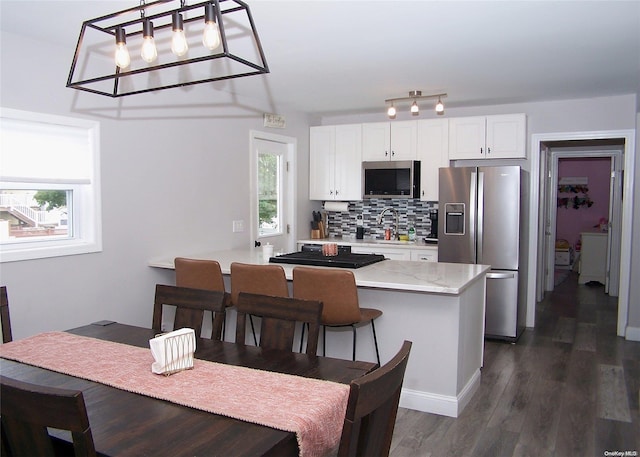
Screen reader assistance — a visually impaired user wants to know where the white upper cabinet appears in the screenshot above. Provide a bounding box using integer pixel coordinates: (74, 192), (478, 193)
(362, 121), (417, 161)
(448, 114), (526, 160)
(309, 124), (362, 201)
(417, 118), (449, 201)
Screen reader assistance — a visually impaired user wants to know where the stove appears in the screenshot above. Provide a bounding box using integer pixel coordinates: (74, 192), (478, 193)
(269, 251), (386, 269)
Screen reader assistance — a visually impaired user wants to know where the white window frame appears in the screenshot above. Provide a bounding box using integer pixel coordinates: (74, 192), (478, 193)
(0, 108), (102, 262)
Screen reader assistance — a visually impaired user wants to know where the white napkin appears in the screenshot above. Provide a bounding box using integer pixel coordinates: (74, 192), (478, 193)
(149, 328), (196, 375)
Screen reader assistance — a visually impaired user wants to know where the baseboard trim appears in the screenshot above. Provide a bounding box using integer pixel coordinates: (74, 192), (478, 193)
(625, 326), (640, 341)
(399, 369), (481, 418)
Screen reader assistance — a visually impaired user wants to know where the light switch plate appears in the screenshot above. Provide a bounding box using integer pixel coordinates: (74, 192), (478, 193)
(232, 220), (244, 232)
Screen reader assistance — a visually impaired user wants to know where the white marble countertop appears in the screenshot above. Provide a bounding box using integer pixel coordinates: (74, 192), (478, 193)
(297, 238), (438, 250)
(148, 249), (488, 295)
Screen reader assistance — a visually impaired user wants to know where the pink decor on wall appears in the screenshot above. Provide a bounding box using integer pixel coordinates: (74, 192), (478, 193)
(556, 157), (611, 249)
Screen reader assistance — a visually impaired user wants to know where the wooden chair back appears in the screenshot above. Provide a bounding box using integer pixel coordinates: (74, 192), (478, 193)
(1, 286), (12, 343)
(338, 340), (412, 457)
(292, 267), (361, 325)
(174, 258), (228, 339)
(0, 375), (97, 457)
(152, 284), (227, 338)
(235, 292), (322, 355)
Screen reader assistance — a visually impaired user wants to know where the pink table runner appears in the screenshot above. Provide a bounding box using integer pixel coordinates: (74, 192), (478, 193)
(0, 332), (350, 457)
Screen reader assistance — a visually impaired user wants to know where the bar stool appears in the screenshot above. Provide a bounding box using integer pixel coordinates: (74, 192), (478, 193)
(174, 257), (228, 340)
(230, 262), (289, 345)
(292, 267), (382, 365)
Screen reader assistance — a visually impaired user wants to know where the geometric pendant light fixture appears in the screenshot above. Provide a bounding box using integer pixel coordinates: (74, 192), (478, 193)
(66, 0), (269, 97)
(385, 91), (447, 119)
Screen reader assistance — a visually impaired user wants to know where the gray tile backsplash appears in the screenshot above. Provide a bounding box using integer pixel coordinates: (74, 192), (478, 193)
(325, 199), (437, 239)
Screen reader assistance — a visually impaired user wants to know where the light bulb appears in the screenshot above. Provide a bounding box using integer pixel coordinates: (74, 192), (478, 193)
(411, 101), (419, 115)
(387, 105), (396, 119)
(171, 12), (189, 56)
(203, 21), (221, 50)
(435, 98), (445, 115)
(140, 20), (157, 63)
(114, 28), (130, 68)
(202, 3), (221, 50)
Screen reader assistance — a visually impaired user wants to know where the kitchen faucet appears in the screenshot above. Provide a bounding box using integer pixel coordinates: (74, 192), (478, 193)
(376, 207), (399, 240)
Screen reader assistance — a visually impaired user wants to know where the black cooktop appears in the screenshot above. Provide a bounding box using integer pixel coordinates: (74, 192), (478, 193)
(269, 251), (386, 269)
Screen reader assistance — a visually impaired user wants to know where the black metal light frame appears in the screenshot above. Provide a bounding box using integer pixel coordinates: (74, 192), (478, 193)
(66, 0), (269, 97)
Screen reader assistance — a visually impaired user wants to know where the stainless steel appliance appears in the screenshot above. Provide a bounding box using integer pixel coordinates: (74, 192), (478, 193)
(438, 166), (528, 341)
(270, 245), (386, 269)
(362, 160), (421, 198)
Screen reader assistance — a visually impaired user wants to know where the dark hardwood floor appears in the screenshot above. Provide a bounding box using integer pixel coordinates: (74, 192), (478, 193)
(390, 271), (640, 457)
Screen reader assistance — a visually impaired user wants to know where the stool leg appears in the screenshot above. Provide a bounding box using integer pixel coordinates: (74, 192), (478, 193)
(249, 315), (258, 346)
(323, 325), (326, 356)
(299, 322), (307, 353)
(351, 325), (357, 361)
(371, 320), (381, 366)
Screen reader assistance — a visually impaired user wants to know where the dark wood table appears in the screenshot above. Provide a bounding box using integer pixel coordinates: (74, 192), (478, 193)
(0, 322), (376, 457)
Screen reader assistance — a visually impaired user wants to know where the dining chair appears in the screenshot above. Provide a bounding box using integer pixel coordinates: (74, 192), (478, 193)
(0, 375), (97, 457)
(230, 262), (289, 346)
(235, 292), (322, 355)
(292, 267), (382, 365)
(337, 340), (412, 457)
(174, 257), (228, 340)
(1, 286), (13, 343)
(152, 284), (227, 338)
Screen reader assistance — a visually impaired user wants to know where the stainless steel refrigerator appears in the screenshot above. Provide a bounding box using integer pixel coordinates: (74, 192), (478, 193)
(438, 166), (528, 342)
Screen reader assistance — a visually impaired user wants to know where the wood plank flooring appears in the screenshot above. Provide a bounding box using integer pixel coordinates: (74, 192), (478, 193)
(390, 272), (640, 457)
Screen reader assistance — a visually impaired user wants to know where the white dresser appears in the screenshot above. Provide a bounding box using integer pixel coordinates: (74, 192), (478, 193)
(578, 232), (608, 285)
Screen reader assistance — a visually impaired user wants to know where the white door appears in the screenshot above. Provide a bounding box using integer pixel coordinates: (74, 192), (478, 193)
(250, 132), (296, 254)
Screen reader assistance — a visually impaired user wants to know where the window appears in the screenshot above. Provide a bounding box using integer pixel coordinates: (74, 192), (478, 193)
(258, 152), (281, 236)
(0, 108), (101, 262)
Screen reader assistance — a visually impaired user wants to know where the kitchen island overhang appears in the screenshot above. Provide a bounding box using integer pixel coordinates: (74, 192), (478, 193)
(149, 249), (490, 417)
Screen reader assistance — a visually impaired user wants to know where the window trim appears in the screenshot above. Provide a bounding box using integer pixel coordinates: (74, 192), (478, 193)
(0, 108), (102, 263)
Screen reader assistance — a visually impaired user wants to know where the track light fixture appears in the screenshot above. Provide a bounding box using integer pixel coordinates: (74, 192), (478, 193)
(67, 0), (269, 97)
(385, 91), (447, 118)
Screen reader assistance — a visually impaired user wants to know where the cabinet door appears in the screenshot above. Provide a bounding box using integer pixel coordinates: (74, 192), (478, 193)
(362, 122), (390, 161)
(486, 114), (526, 159)
(390, 121), (417, 160)
(309, 126), (336, 200)
(410, 249), (438, 262)
(417, 119), (449, 201)
(334, 124), (363, 201)
(448, 116), (486, 160)
(351, 246), (411, 260)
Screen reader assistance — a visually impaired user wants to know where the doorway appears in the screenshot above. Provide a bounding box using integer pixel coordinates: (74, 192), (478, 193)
(544, 145), (623, 296)
(249, 131), (297, 254)
(529, 130), (635, 338)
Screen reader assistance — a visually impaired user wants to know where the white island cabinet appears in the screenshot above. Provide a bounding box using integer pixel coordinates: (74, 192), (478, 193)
(149, 249), (488, 417)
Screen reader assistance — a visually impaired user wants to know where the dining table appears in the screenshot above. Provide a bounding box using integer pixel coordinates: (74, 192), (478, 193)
(0, 321), (377, 457)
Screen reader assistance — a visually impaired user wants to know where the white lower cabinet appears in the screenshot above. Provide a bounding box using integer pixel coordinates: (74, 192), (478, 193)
(410, 248), (438, 262)
(351, 246), (411, 261)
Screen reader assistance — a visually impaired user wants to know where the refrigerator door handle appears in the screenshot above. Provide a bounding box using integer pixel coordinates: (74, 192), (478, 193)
(486, 272), (516, 279)
(470, 171), (477, 262)
(477, 171), (484, 263)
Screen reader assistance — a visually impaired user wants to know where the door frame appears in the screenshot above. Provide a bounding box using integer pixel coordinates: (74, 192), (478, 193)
(249, 130), (297, 253)
(545, 148), (623, 295)
(529, 129), (635, 338)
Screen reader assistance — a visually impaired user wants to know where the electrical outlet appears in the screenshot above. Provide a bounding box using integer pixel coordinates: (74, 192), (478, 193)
(232, 220), (244, 233)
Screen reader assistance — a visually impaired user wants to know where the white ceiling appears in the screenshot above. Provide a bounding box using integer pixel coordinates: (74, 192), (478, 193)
(1, 0), (639, 116)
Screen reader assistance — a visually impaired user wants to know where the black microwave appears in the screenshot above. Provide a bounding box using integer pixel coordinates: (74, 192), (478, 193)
(362, 160), (421, 198)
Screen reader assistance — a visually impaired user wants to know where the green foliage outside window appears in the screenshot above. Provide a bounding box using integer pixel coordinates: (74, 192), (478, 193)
(34, 190), (67, 209)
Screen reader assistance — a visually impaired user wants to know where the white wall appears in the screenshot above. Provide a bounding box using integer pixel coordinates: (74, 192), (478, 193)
(0, 31), (315, 339)
(629, 113), (640, 333)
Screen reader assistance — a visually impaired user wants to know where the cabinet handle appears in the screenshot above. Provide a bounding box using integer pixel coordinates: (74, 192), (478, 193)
(385, 150), (388, 156)
(487, 147), (491, 154)
(329, 190), (333, 195)
(335, 190), (339, 195)
(392, 150), (395, 156)
(480, 147), (483, 155)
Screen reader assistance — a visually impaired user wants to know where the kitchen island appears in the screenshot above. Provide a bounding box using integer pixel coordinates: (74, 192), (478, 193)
(149, 249), (489, 417)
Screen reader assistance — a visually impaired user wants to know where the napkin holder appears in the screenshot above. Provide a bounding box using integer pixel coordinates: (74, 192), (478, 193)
(149, 328), (196, 376)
